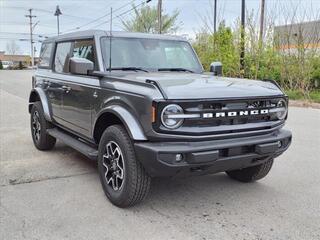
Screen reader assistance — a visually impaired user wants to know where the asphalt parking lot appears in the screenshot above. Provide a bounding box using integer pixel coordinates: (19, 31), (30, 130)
(0, 70), (319, 240)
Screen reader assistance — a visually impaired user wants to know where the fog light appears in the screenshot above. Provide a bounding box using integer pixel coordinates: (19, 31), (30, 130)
(277, 141), (282, 148)
(175, 154), (183, 162)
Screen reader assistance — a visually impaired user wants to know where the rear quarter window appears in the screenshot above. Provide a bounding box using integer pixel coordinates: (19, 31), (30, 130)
(38, 42), (53, 68)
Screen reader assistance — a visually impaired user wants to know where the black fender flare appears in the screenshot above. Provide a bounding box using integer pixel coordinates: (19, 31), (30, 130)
(94, 105), (147, 141)
(28, 88), (52, 122)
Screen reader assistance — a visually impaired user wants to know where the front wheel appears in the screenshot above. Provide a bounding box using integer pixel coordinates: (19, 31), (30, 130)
(98, 125), (151, 208)
(226, 159), (274, 182)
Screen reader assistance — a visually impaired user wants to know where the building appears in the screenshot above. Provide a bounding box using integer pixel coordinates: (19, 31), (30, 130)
(0, 51), (39, 68)
(274, 20), (320, 51)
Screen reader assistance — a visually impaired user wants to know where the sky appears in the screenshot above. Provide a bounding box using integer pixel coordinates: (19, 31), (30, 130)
(1, 0), (319, 56)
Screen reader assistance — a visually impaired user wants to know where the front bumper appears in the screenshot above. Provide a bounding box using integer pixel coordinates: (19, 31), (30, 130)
(134, 129), (292, 177)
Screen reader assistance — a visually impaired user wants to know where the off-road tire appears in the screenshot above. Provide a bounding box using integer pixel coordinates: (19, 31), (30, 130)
(226, 159), (274, 182)
(98, 125), (151, 208)
(30, 101), (56, 150)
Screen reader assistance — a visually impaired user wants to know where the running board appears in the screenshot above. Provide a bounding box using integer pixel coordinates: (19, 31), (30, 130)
(47, 128), (98, 160)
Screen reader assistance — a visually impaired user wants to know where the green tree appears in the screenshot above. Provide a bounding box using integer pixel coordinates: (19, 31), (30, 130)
(0, 60), (3, 70)
(121, 5), (180, 34)
(193, 23), (239, 76)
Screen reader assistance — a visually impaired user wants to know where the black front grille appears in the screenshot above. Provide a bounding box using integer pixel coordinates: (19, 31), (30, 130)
(154, 96), (287, 135)
(182, 97), (282, 126)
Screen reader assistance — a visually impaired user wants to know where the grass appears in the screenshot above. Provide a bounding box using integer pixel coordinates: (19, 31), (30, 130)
(285, 90), (320, 103)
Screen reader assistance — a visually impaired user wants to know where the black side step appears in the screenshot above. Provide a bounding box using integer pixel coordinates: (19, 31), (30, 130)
(47, 128), (98, 160)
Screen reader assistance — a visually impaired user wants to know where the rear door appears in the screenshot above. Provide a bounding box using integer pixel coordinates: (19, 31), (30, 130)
(59, 39), (98, 137)
(37, 42), (55, 112)
(36, 42), (62, 120)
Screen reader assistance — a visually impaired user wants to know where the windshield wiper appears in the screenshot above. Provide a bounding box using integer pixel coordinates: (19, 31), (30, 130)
(110, 67), (149, 72)
(158, 68), (194, 73)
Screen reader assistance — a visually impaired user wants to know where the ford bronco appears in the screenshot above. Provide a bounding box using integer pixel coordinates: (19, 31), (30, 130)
(29, 30), (292, 207)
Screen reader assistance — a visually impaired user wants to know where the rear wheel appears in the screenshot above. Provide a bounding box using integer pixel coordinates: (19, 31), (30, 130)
(226, 159), (274, 182)
(98, 125), (151, 208)
(30, 102), (56, 150)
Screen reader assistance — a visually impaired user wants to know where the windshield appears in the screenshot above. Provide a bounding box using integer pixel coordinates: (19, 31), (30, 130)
(101, 37), (203, 73)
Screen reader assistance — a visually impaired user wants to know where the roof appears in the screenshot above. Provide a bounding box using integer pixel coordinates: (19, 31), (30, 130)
(274, 20), (320, 29)
(274, 20), (320, 49)
(44, 30), (186, 43)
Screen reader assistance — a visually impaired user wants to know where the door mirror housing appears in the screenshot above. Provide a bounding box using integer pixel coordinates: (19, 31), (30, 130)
(210, 62), (222, 76)
(69, 57), (94, 75)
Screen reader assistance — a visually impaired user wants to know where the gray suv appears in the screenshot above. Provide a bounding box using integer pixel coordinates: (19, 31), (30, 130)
(29, 30), (292, 207)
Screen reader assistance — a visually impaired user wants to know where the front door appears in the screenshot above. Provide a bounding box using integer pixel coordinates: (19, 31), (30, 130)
(59, 39), (98, 137)
(60, 75), (97, 137)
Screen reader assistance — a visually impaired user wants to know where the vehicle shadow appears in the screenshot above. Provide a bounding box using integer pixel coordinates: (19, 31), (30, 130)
(51, 143), (277, 211)
(137, 174), (278, 211)
(50, 141), (98, 170)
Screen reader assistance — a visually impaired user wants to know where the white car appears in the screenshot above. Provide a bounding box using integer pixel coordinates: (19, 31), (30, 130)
(2, 61), (14, 69)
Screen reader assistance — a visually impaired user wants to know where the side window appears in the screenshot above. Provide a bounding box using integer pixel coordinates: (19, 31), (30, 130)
(38, 42), (53, 67)
(72, 40), (96, 68)
(54, 42), (72, 73)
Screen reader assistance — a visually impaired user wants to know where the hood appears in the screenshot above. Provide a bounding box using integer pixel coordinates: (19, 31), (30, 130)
(120, 72), (284, 100)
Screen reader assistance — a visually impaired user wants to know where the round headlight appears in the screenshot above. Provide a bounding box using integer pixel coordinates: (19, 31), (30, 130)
(276, 99), (288, 120)
(161, 104), (184, 129)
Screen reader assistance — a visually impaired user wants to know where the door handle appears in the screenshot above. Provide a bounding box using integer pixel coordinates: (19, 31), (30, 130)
(62, 85), (71, 93)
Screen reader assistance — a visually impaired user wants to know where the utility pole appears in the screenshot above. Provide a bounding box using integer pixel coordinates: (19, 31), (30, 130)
(54, 5), (62, 35)
(259, 0), (265, 45)
(213, 0), (217, 33)
(109, 7), (112, 72)
(158, 0), (162, 34)
(25, 9), (36, 68)
(240, 0), (245, 75)
(34, 46), (37, 64)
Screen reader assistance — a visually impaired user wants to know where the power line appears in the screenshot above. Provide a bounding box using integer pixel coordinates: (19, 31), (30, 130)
(91, 0), (149, 29)
(0, 32), (48, 37)
(1, 22), (56, 29)
(1, 6), (91, 20)
(62, 0), (137, 33)
(79, 0), (136, 29)
(0, 37), (29, 41)
(3, 0), (152, 37)
(112, 0), (152, 22)
(0, 37), (44, 42)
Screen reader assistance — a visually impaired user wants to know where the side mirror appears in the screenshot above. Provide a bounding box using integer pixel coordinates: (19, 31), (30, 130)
(210, 62), (222, 76)
(69, 57), (94, 75)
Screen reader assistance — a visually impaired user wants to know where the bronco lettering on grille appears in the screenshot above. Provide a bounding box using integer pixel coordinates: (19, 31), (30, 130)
(202, 109), (269, 118)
